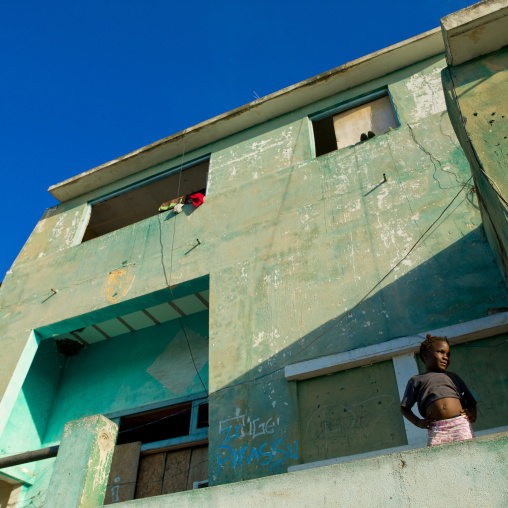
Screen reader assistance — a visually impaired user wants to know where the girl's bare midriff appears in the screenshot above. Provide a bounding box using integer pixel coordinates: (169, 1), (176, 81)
(426, 397), (463, 420)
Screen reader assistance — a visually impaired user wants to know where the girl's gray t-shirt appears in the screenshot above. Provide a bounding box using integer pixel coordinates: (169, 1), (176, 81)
(401, 371), (477, 417)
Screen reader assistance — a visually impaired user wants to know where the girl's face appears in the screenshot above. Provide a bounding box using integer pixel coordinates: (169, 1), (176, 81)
(423, 341), (450, 372)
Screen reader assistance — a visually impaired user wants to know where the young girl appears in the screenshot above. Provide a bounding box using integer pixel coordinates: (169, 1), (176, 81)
(400, 334), (477, 446)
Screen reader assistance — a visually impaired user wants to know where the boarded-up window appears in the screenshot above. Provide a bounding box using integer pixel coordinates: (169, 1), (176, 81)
(104, 400), (209, 503)
(104, 442), (142, 504)
(135, 445), (208, 499)
(312, 94), (398, 156)
(297, 360), (406, 464)
(104, 444), (208, 503)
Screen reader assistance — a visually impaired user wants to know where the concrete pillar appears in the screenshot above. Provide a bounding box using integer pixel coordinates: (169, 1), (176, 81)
(392, 353), (427, 445)
(44, 414), (118, 508)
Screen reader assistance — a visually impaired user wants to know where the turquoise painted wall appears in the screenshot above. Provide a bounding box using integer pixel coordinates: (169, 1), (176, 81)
(1, 53), (507, 499)
(0, 311), (208, 505)
(43, 311), (209, 445)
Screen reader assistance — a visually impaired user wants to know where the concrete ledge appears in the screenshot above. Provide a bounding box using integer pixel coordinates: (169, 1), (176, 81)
(289, 424), (508, 472)
(285, 312), (508, 381)
(110, 431), (508, 507)
(441, 0), (508, 66)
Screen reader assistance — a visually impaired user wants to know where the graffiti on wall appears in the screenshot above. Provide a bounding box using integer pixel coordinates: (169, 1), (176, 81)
(217, 412), (297, 475)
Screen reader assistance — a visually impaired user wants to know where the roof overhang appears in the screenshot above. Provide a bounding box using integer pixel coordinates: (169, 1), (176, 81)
(49, 28), (444, 203)
(441, 0), (508, 67)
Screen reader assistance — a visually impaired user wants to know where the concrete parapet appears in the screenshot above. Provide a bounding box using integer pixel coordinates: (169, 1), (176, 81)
(110, 431), (508, 508)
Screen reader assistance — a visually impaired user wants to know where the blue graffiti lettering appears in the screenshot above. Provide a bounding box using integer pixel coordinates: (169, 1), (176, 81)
(217, 434), (298, 475)
(287, 440), (298, 459)
(259, 442), (272, 466)
(269, 438), (288, 471)
(248, 446), (260, 463)
(240, 445), (249, 465)
(217, 445), (233, 476)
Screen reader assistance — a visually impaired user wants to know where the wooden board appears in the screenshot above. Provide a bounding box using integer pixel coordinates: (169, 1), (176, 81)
(135, 452), (166, 499)
(104, 442), (141, 504)
(162, 449), (191, 495)
(187, 446), (208, 490)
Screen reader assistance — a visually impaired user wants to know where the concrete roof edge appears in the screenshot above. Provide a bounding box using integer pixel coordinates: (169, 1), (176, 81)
(49, 27), (444, 203)
(440, 0), (508, 66)
(441, 0), (508, 31)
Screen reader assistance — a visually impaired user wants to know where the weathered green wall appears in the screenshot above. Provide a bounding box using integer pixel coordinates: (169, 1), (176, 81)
(1, 53), (507, 500)
(297, 360), (407, 463)
(442, 47), (508, 284)
(0, 311), (208, 505)
(0, 339), (65, 484)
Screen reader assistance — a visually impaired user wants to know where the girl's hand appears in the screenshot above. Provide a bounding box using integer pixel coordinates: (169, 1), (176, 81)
(416, 417), (435, 429)
(461, 408), (477, 423)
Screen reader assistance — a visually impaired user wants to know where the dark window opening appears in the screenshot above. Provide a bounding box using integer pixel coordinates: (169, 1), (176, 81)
(313, 116), (338, 156)
(196, 403), (209, 429)
(117, 403), (192, 445)
(82, 158), (209, 242)
(312, 94), (398, 157)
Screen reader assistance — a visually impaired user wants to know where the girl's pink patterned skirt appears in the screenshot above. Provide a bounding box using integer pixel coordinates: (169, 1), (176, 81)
(427, 414), (474, 446)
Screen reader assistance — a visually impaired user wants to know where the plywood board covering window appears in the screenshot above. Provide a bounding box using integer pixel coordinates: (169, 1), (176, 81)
(297, 360), (406, 464)
(312, 94), (398, 156)
(135, 446), (208, 499)
(82, 158), (209, 242)
(333, 95), (397, 149)
(104, 401), (209, 503)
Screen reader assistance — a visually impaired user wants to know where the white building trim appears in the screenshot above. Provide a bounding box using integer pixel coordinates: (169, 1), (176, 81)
(392, 353), (428, 445)
(285, 312), (508, 381)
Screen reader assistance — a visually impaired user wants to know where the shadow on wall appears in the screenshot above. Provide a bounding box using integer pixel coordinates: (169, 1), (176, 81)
(208, 226), (508, 484)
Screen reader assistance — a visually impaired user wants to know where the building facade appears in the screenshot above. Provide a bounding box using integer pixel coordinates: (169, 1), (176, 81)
(1, 1), (507, 506)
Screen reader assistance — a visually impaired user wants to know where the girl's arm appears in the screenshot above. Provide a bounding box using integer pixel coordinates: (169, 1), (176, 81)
(400, 406), (434, 429)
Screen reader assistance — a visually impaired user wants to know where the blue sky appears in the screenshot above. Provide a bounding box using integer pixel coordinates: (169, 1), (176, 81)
(0, 0), (475, 279)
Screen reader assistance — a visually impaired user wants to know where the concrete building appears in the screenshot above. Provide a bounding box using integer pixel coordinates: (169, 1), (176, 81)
(1, 1), (507, 506)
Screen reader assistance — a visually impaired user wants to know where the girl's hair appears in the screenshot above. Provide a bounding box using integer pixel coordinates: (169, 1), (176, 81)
(419, 334), (449, 360)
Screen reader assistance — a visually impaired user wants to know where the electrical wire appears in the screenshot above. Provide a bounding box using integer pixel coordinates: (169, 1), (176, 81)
(159, 135), (209, 397)
(118, 406), (192, 434)
(212, 170), (478, 394)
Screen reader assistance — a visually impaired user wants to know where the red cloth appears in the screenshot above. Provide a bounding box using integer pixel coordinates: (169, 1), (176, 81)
(188, 193), (204, 207)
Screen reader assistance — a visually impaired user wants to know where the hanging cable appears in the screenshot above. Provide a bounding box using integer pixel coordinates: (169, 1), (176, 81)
(158, 134), (209, 397)
(213, 170), (478, 394)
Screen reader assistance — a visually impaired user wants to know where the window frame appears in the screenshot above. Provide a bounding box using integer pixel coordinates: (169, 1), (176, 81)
(75, 154), (211, 244)
(309, 89), (398, 157)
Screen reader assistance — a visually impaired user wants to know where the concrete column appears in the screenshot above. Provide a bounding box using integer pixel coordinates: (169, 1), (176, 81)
(392, 353), (427, 445)
(44, 414), (118, 508)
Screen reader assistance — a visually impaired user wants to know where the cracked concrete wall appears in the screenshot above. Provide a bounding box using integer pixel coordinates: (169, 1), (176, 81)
(442, 46), (508, 285)
(1, 53), (507, 501)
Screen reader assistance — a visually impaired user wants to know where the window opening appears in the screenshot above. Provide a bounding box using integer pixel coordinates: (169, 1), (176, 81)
(196, 403), (209, 429)
(81, 157), (209, 242)
(105, 400), (209, 503)
(116, 403), (193, 445)
(312, 92), (398, 156)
